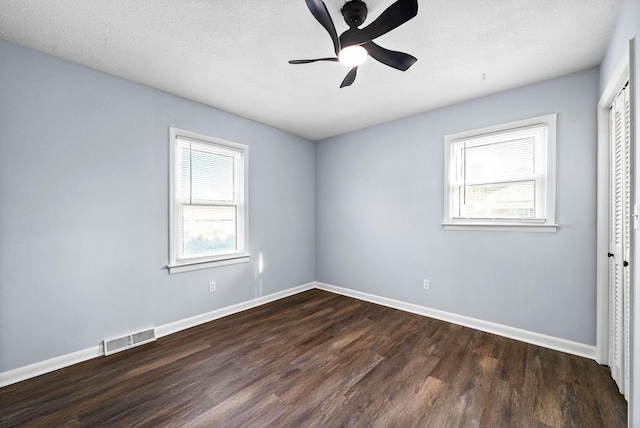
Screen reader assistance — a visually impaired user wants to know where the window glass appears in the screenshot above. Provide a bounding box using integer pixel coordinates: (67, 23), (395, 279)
(443, 114), (557, 232)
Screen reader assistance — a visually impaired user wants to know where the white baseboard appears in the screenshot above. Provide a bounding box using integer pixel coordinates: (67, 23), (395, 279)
(0, 345), (103, 388)
(0, 282), (316, 388)
(315, 282), (598, 360)
(0, 280), (597, 388)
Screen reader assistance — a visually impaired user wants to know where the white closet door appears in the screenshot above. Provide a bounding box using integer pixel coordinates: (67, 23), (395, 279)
(608, 83), (631, 398)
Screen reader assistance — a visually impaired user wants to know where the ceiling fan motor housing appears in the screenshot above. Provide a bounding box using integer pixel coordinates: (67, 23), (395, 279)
(341, 0), (368, 27)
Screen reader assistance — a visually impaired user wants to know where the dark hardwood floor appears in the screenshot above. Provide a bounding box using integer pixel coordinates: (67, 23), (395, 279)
(0, 289), (627, 427)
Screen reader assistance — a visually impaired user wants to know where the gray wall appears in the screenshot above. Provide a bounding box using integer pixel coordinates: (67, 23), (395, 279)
(599, 0), (640, 423)
(599, 0), (639, 91)
(316, 68), (599, 345)
(0, 19), (619, 375)
(0, 39), (316, 372)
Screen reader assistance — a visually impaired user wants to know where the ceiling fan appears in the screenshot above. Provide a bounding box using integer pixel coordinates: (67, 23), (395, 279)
(289, 0), (418, 88)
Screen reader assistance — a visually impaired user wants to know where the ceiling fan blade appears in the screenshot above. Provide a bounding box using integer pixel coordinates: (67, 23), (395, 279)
(341, 0), (418, 47)
(363, 42), (416, 71)
(340, 67), (358, 88)
(304, 0), (341, 55)
(289, 58), (339, 64)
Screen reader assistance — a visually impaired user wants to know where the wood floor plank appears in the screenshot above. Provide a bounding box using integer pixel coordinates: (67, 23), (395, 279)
(0, 289), (627, 427)
(479, 377), (522, 427)
(526, 345), (566, 427)
(423, 351), (499, 427)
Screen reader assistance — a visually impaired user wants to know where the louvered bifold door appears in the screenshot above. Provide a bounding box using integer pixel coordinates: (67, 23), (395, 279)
(608, 83), (631, 398)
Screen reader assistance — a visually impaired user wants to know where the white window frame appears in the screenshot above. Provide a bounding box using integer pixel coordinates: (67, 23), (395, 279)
(443, 114), (557, 232)
(168, 127), (249, 274)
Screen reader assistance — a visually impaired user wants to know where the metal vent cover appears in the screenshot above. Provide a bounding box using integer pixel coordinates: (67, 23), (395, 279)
(103, 328), (156, 356)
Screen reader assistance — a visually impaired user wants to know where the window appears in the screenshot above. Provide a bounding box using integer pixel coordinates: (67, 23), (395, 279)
(443, 114), (557, 232)
(168, 128), (249, 273)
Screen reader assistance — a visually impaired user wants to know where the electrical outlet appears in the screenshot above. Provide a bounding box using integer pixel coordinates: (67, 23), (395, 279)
(209, 281), (216, 292)
(423, 279), (430, 290)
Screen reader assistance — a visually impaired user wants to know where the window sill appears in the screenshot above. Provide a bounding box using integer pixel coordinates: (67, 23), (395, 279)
(442, 223), (558, 233)
(168, 254), (250, 274)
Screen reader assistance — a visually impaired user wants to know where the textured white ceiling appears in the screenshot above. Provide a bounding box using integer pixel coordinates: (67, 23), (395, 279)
(0, 0), (622, 141)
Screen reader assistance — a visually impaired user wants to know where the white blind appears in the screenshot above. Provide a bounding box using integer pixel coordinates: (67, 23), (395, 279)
(190, 144), (235, 203)
(458, 137), (535, 182)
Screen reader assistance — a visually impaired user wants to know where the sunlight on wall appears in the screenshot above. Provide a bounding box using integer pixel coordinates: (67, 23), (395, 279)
(254, 252), (264, 298)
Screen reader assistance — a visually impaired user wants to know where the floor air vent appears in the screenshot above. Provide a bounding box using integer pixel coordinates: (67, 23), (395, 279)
(104, 328), (156, 356)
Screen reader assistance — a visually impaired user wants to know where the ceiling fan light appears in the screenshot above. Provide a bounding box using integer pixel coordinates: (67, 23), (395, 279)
(338, 45), (368, 67)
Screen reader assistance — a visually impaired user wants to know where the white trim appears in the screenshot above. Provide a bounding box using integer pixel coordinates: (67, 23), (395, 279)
(442, 223), (558, 233)
(315, 282), (597, 360)
(628, 37), (637, 428)
(596, 52), (630, 365)
(0, 345), (103, 388)
(168, 127), (250, 274)
(600, 56), (631, 110)
(168, 254), (250, 274)
(0, 282), (315, 388)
